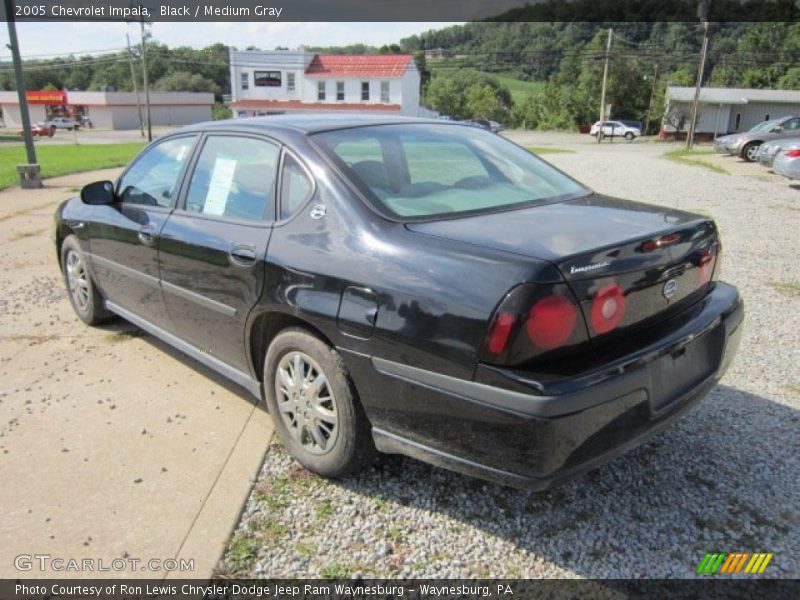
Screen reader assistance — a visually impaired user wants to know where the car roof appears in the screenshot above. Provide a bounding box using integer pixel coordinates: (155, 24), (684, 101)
(181, 113), (452, 136)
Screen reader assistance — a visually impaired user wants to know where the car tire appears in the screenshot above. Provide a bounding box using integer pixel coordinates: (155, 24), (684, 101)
(264, 327), (377, 478)
(60, 235), (112, 325)
(742, 142), (760, 162)
(625, 132), (634, 140)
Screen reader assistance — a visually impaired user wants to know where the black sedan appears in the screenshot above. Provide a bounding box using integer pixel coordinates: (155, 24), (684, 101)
(55, 115), (743, 490)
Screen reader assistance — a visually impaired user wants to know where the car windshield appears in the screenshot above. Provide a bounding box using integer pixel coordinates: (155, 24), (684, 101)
(313, 124), (589, 219)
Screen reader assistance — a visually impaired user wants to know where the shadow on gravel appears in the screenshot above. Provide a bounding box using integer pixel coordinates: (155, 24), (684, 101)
(335, 384), (800, 578)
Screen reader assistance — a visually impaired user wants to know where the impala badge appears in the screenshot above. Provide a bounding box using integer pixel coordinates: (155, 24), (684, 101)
(309, 204), (326, 219)
(663, 279), (678, 299)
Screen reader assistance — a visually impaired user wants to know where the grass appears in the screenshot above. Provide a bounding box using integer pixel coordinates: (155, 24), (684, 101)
(0, 143), (145, 190)
(490, 72), (545, 104)
(664, 147), (729, 175)
(10, 228), (45, 241)
(769, 281), (800, 297)
(526, 146), (574, 155)
(427, 60), (544, 104)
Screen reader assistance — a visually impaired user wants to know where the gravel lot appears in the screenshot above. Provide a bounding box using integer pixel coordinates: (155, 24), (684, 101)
(217, 134), (800, 579)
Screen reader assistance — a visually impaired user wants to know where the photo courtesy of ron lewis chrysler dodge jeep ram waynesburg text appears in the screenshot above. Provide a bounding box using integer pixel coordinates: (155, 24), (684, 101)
(55, 114), (743, 490)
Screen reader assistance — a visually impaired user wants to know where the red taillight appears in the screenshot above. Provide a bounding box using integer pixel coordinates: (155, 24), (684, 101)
(590, 283), (626, 334)
(785, 149), (800, 158)
(486, 312), (517, 355)
(526, 295), (578, 350)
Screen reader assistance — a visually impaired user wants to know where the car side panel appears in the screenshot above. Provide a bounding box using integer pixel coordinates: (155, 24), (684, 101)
(257, 150), (562, 383)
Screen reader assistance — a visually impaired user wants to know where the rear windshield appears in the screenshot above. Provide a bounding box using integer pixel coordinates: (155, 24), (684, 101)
(312, 124), (589, 219)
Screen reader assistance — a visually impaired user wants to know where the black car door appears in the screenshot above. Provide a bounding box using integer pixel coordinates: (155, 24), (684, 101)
(157, 133), (279, 371)
(87, 134), (198, 329)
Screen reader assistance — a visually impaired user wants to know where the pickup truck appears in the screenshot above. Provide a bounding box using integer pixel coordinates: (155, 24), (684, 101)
(44, 117), (80, 131)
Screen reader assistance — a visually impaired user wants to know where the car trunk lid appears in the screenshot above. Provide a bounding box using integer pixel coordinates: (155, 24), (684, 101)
(407, 193), (719, 339)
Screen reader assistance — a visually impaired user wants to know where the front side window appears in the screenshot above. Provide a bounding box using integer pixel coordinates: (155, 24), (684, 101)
(314, 124), (588, 219)
(336, 81), (345, 101)
(185, 136), (279, 222)
(254, 71), (281, 87)
(280, 154), (314, 220)
(361, 81), (370, 101)
(783, 118), (800, 131)
(240, 72), (249, 90)
(117, 136), (197, 207)
(317, 81), (326, 101)
(287, 72), (296, 92)
(380, 81), (390, 102)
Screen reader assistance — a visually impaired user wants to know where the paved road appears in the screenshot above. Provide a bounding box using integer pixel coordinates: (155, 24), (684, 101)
(0, 171), (272, 579)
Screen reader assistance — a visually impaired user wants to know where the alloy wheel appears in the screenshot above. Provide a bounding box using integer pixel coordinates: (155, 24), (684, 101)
(65, 250), (90, 313)
(275, 351), (339, 455)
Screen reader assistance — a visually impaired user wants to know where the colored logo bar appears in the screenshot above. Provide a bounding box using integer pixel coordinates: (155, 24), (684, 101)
(696, 552), (773, 574)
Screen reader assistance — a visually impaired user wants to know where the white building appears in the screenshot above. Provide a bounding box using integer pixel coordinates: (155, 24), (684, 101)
(0, 90), (213, 130)
(663, 86), (800, 139)
(229, 49), (425, 117)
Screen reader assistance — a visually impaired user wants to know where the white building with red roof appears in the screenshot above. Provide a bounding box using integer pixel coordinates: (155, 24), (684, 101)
(229, 48), (424, 117)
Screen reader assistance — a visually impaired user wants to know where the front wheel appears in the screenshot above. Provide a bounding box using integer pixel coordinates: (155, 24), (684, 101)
(264, 328), (377, 478)
(624, 131), (634, 140)
(60, 235), (111, 325)
(742, 142), (760, 162)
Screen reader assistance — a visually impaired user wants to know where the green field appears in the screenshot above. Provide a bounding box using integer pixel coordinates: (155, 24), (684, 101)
(428, 59), (544, 104)
(0, 143), (145, 190)
(491, 72), (545, 104)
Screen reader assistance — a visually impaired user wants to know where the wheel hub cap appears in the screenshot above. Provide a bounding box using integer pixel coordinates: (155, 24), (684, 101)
(65, 251), (90, 312)
(275, 351), (339, 455)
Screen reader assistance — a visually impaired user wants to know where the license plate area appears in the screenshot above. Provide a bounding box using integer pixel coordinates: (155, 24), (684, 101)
(649, 326), (724, 412)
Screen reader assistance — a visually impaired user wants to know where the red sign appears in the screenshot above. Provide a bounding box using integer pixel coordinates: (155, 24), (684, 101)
(25, 90), (68, 105)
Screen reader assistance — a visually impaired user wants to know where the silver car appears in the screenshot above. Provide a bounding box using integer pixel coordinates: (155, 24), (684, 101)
(772, 146), (800, 180)
(713, 115), (800, 162)
(757, 137), (800, 168)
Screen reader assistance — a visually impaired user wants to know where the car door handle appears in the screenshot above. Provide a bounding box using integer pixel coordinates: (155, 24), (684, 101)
(229, 245), (257, 267)
(138, 226), (157, 247)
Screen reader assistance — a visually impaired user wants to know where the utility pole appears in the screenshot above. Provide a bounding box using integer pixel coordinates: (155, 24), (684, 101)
(4, 0), (41, 188)
(598, 27), (612, 143)
(126, 30), (145, 138)
(140, 19), (152, 142)
(644, 62), (660, 137)
(686, 1), (711, 149)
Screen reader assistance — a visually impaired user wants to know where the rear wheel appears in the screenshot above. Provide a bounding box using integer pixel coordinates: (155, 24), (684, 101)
(742, 142), (760, 162)
(61, 235), (111, 325)
(264, 328), (377, 478)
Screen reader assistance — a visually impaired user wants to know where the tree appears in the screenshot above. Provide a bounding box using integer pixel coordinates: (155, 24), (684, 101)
(424, 71), (511, 121)
(153, 71), (220, 95)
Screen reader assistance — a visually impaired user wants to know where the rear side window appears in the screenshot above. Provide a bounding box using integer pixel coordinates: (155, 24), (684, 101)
(280, 154), (313, 220)
(185, 136), (279, 222)
(117, 136), (196, 207)
(314, 124), (588, 219)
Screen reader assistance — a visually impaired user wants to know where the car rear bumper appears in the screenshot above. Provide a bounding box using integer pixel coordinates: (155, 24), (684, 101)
(348, 282), (743, 490)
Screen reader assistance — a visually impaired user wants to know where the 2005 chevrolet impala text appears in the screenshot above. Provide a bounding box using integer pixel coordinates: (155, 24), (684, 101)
(54, 115), (743, 490)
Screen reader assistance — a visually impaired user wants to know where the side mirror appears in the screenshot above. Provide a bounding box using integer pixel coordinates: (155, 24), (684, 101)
(771, 126), (783, 133)
(80, 180), (115, 205)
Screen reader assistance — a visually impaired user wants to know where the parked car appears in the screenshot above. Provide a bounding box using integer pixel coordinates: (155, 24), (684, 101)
(18, 122), (55, 137)
(45, 116), (80, 131)
(713, 115), (800, 162)
(590, 120), (641, 140)
(772, 146), (800, 180)
(55, 115), (743, 490)
(756, 137), (800, 168)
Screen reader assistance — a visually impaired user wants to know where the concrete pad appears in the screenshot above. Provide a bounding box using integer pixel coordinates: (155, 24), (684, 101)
(0, 170), (274, 579)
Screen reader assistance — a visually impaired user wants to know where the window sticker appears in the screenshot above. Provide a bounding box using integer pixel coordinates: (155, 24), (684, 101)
(203, 157), (237, 216)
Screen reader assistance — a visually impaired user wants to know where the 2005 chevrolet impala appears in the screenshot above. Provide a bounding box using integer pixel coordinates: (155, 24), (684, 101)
(55, 115), (743, 489)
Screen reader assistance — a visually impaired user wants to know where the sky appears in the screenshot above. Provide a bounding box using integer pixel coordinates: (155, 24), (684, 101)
(0, 22), (462, 60)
